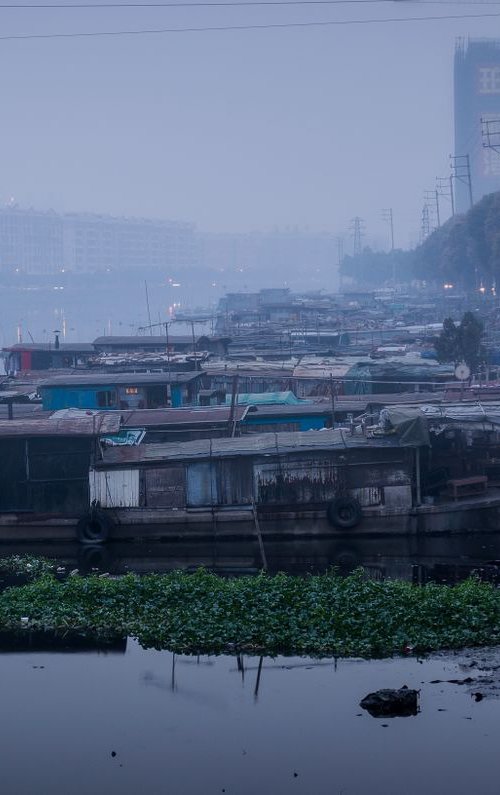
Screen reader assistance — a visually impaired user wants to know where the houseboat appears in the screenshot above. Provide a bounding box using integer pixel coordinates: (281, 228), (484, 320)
(1, 404), (500, 543)
(38, 372), (203, 411)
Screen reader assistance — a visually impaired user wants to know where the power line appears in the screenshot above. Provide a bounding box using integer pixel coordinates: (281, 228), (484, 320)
(5, 1), (500, 7)
(1, 11), (500, 39)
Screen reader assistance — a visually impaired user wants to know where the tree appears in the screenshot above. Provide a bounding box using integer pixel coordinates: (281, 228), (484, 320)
(435, 317), (460, 365)
(435, 312), (485, 375)
(413, 190), (500, 288)
(339, 247), (414, 286)
(459, 311), (486, 375)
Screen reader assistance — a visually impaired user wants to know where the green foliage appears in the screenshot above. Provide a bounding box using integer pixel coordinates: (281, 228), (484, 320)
(340, 191), (500, 288)
(435, 311), (485, 374)
(340, 247), (414, 286)
(0, 555), (55, 579)
(414, 191), (500, 287)
(435, 317), (460, 364)
(1, 563), (500, 658)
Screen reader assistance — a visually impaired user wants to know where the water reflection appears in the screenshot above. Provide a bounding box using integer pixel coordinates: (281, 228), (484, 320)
(3, 531), (500, 584)
(0, 630), (126, 654)
(0, 640), (499, 795)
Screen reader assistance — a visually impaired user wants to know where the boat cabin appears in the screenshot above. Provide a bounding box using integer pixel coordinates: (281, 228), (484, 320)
(39, 372), (203, 411)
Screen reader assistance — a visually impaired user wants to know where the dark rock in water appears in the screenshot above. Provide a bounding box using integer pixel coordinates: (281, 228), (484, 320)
(360, 686), (419, 717)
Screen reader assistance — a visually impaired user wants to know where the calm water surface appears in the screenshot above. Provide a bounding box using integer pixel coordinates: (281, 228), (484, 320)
(3, 532), (500, 794)
(1, 640), (499, 795)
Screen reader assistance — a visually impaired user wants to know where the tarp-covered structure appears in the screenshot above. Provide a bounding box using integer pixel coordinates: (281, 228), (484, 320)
(343, 362), (454, 395)
(226, 391), (310, 406)
(376, 407), (431, 446)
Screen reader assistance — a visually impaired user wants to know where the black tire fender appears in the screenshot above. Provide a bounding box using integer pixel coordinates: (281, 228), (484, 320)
(326, 497), (362, 529)
(76, 510), (113, 545)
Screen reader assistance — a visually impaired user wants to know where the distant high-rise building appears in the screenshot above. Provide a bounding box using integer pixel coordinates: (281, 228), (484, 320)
(0, 207), (64, 274)
(0, 206), (197, 274)
(454, 38), (500, 213)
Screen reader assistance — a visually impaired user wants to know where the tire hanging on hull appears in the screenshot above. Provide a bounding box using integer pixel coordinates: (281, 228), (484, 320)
(76, 510), (113, 545)
(326, 496), (362, 529)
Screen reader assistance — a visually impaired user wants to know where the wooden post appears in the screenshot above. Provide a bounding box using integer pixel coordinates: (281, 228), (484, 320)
(254, 656), (264, 700)
(415, 447), (422, 507)
(191, 321), (198, 370)
(252, 499), (268, 572)
(329, 375), (336, 429)
(227, 374), (239, 438)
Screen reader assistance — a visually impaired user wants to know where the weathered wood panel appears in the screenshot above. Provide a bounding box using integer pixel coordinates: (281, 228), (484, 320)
(217, 459), (253, 506)
(186, 463), (218, 507)
(383, 485), (413, 509)
(145, 466), (186, 509)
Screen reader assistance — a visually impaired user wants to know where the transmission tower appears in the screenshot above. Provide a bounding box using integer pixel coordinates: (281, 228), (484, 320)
(423, 190), (440, 230)
(421, 204), (431, 242)
(336, 236), (344, 265)
(381, 208), (395, 250)
(436, 175), (455, 218)
(336, 236), (345, 291)
(450, 154), (473, 210)
(349, 217), (365, 256)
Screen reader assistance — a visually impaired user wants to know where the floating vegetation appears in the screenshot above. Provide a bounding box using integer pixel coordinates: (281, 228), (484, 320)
(0, 555), (57, 579)
(0, 564), (499, 657)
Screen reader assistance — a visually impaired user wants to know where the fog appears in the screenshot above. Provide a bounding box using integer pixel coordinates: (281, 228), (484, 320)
(0, 2), (496, 243)
(0, 1), (498, 341)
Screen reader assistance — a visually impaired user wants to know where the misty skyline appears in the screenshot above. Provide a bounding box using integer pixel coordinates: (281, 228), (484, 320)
(0, 2), (499, 248)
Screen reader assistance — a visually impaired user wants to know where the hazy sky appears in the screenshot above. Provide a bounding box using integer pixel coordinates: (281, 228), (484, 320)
(0, 1), (497, 247)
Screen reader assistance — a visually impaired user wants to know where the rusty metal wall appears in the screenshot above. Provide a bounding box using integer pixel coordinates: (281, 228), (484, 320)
(254, 458), (340, 504)
(253, 449), (413, 505)
(351, 487), (383, 507)
(89, 468), (140, 508)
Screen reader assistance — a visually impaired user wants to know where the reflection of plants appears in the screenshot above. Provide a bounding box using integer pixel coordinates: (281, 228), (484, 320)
(1, 564), (500, 658)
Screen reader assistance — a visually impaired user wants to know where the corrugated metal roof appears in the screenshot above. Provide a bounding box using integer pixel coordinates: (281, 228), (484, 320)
(3, 343), (94, 352)
(120, 406), (248, 427)
(39, 372), (202, 388)
(93, 335), (223, 346)
(246, 403), (331, 418)
(204, 366), (295, 377)
(93, 335), (190, 346)
(98, 428), (406, 466)
(0, 413), (120, 437)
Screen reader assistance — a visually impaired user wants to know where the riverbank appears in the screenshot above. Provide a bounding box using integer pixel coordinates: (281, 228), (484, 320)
(1, 561), (500, 657)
